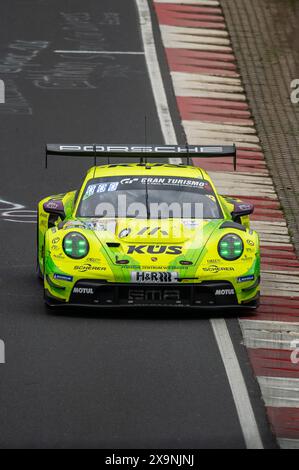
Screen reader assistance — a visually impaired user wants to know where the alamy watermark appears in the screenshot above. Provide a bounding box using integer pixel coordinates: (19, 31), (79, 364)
(0, 340), (5, 364)
(291, 79), (299, 104)
(83, 195), (205, 241)
(0, 79), (4, 104)
(291, 340), (299, 365)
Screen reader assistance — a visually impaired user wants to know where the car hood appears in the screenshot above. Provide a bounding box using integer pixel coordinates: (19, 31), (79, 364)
(67, 217), (223, 268)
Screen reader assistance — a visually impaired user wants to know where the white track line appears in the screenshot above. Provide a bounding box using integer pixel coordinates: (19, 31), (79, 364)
(136, 0), (263, 449)
(54, 50), (145, 55)
(212, 320), (264, 449)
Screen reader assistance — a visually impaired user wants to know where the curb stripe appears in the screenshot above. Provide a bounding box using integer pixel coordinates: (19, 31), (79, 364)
(249, 351), (299, 379)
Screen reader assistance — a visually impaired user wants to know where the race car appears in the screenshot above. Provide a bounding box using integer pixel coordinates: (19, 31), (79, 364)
(38, 144), (260, 310)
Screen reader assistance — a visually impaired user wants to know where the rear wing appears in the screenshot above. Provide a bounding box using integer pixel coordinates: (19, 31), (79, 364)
(46, 144), (237, 170)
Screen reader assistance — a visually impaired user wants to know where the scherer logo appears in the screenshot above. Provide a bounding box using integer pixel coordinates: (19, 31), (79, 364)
(203, 265), (234, 274)
(0, 80), (4, 104)
(0, 340), (5, 364)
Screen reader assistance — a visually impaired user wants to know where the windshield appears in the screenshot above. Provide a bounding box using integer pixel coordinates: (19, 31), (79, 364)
(77, 176), (222, 219)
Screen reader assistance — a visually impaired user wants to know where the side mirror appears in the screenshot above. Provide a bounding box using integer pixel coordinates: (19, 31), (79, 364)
(231, 202), (254, 223)
(43, 199), (66, 220)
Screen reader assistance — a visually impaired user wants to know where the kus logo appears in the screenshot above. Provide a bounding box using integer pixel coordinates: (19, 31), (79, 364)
(127, 245), (183, 255)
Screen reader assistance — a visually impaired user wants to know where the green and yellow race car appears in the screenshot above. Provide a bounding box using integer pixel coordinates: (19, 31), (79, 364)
(38, 144), (260, 310)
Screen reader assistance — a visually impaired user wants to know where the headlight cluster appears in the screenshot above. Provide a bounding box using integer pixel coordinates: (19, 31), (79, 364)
(218, 234), (244, 261)
(63, 232), (89, 259)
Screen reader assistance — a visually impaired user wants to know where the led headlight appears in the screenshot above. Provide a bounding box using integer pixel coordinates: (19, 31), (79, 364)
(63, 232), (89, 259)
(218, 234), (244, 261)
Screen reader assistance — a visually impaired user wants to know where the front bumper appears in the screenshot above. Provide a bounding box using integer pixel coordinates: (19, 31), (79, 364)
(45, 280), (260, 310)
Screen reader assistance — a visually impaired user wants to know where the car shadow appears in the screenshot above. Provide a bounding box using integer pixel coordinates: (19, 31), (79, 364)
(44, 304), (257, 321)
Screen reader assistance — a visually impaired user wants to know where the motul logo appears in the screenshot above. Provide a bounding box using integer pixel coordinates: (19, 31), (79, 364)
(215, 289), (235, 296)
(73, 287), (94, 295)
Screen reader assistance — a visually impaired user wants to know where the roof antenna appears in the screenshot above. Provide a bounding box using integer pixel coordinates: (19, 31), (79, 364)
(186, 141), (190, 166)
(145, 116), (151, 169)
(93, 144), (97, 178)
(45, 145), (48, 169)
(93, 144), (97, 167)
(141, 116), (147, 165)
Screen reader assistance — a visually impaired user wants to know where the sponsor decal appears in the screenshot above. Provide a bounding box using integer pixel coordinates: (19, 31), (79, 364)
(119, 228), (131, 239)
(120, 178), (140, 185)
(74, 264), (106, 273)
(73, 287), (94, 295)
(63, 220), (84, 230)
(247, 240), (255, 247)
(203, 265), (234, 274)
(242, 255), (254, 262)
(54, 273), (73, 282)
(128, 289), (181, 303)
(238, 204), (252, 211)
(139, 177), (207, 189)
(52, 237), (60, 244)
(131, 271), (178, 283)
(86, 257), (102, 263)
(53, 253), (66, 260)
(59, 144), (227, 155)
(127, 245), (182, 256)
(238, 275), (255, 283)
(137, 227), (168, 237)
(84, 182), (120, 199)
(46, 201), (60, 210)
(215, 289), (235, 296)
(207, 259), (222, 264)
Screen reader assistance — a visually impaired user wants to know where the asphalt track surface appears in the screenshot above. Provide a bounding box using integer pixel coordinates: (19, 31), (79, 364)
(0, 0), (276, 449)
